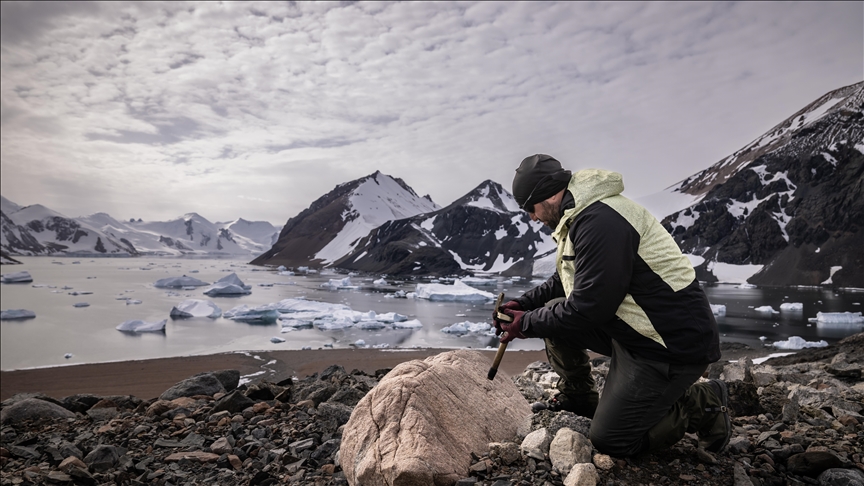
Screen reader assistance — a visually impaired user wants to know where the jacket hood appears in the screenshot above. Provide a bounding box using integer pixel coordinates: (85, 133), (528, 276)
(567, 169), (625, 215)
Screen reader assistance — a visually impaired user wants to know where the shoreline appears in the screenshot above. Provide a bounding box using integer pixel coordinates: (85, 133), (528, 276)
(0, 344), (781, 402)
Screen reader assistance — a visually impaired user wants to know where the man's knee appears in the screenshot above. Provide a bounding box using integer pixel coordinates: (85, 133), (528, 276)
(589, 423), (645, 458)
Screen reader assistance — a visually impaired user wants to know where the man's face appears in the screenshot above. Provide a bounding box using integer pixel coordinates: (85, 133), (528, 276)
(528, 198), (562, 228)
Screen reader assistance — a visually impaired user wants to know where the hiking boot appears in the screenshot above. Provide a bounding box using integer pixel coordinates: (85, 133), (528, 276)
(699, 379), (731, 453)
(531, 392), (598, 418)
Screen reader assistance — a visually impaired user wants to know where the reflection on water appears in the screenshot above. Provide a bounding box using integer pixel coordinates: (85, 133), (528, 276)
(1, 257), (861, 370)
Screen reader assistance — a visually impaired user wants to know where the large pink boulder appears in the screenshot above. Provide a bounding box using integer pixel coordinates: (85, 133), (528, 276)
(340, 350), (531, 486)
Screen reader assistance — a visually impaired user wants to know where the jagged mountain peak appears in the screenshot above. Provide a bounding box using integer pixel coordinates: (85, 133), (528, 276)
(672, 81), (863, 198)
(449, 179), (521, 214)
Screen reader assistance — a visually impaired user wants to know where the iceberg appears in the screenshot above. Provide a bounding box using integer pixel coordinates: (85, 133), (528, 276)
(223, 305), (279, 323)
(754, 306), (778, 314)
(816, 311), (864, 323)
(772, 336), (829, 350)
(1, 271), (33, 283)
(273, 298), (350, 314)
(203, 282), (252, 296)
(1, 309), (36, 320)
(320, 277), (357, 289)
(441, 321), (493, 334)
(170, 299), (222, 318)
(153, 276), (209, 288)
(215, 272), (251, 289)
(125, 299), (142, 305)
(710, 304), (726, 317)
(72, 303), (90, 308)
(460, 277), (498, 286)
(278, 270), (295, 276)
(415, 280), (495, 302)
(393, 319), (423, 329)
(279, 318), (314, 329)
(270, 337), (285, 343)
(116, 319), (167, 332)
(373, 278), (388, 285)
(779, 303), (804, 311)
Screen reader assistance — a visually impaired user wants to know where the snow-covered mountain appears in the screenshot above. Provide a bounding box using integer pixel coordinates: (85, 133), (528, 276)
(1, 196), (137, 257)
(79, 213), (281, 256)
(252, 171), (441, 268)
(1, 195), (280, 258)
(334, 180), (555, 276)
(658, 81), (863, 286)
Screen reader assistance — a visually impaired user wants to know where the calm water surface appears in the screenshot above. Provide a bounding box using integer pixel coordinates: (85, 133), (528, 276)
(1, 257), (861, 370)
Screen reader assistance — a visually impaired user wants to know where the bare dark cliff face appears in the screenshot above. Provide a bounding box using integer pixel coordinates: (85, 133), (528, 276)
(662, 82), (863, 286)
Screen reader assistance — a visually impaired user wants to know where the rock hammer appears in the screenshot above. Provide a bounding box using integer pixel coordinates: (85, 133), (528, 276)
(487, 292), (513, 380)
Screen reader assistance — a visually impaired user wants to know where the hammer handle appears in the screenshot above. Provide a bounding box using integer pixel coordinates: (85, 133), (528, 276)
(487, 292), (509, 380)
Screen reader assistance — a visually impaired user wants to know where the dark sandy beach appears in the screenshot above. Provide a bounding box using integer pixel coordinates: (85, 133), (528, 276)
(0, 343), (778, 401)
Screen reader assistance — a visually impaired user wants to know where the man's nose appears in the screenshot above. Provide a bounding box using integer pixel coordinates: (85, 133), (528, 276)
(529, 212), (538, 222)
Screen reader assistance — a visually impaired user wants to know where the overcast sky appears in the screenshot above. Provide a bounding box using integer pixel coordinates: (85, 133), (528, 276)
(1, 1), (861, 225)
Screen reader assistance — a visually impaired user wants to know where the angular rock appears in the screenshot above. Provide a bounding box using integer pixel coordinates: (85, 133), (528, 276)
(212, 389), (255, 414)
(563, 463), (599, 486)
(521, 428), (552, 457)
(0, 397), (76, 424)
(818, 468), (864, 486)
(160, 372), (226, 400)
(549, 428), (592, 475)
(210, 437), (233, 455)
(84, 444), (124, 473)
(340, 350), (531, 486)
(489, 442), (520, 466)
(787, 446), (844, 476)
(164, 451), (220, 463)
(58, 456), (87, 472)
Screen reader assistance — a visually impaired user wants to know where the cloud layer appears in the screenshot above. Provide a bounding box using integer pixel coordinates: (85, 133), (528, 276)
(1, 1), (861, 224)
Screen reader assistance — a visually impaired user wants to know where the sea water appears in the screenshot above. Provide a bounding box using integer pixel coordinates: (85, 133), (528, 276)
(1, 257), (861, 370)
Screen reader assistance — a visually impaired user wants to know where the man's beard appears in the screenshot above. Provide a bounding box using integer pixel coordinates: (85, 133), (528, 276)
(537, 199), (562, 228)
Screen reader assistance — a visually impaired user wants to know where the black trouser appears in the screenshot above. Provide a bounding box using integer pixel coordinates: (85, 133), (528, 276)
(544, 331), (715, 457)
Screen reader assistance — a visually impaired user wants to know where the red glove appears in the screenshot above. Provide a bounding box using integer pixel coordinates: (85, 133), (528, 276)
(498, 308), (526, 344)
(492, 300), (522, 334)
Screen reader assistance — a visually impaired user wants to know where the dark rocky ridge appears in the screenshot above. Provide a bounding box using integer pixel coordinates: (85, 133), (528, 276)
(662, 82), (863, 287)
(1, 334), (861, 486)
(334, 180), (552, 277)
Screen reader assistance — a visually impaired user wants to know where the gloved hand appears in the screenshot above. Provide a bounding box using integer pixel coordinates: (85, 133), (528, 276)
(492, 300), (522, 334)
(497, 308), (526, 344)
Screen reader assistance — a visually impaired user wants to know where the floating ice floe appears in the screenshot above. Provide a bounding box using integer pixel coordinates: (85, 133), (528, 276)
(460, 277), (498, 286)
(72, 303), (89, 308)
(223, 305), (279, 323)
(814, 311), (864, 323)
(779, 303), (804, 311)
(153, 276), (209, 288)
(320, 277), (358, 289)
(272, 298), (421, 332)
(709, 304), (726, 317)
(203, 273), (252, 296)
(278, 271), (295, 276)
(64, 353), (73, 359)
(772, 336), (829, 350)
(277, 265), (287, 271)
(385, 290), (407, 299)
(415, 280), (495, 302)
(373, 278), (388, 285)
(0, 309), (36, 320)
(754, 306), (778, 314)
(116, 319), (167, 332)
(68, 291), (93, 296)
(441, 321), (494, 334)
(1, 271), (33, 283)
(170, 299), (222, 318)
(270, 337), (285, 343)
(354, 339), (366, 347)
(737, 283), (757, 289)
(126, 300), (142, 305)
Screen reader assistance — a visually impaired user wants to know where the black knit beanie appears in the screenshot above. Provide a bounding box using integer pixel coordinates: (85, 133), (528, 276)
(512, 154), (571, 210)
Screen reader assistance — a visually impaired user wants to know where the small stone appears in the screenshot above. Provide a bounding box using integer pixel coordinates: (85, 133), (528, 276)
(228, 454), (242, 470)
(164, 451), (220, 463)
(58, 456), (87, 472)
(210, 437), (233, 455)
(563, 463), (599, 486)
(592, 454), (614, 471)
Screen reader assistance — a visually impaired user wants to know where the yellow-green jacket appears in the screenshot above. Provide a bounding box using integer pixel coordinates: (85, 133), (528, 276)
(515, 170), (720, 364)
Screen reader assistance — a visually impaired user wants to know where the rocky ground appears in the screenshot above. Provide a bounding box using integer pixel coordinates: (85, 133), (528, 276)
(1, 334), (862, 486)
